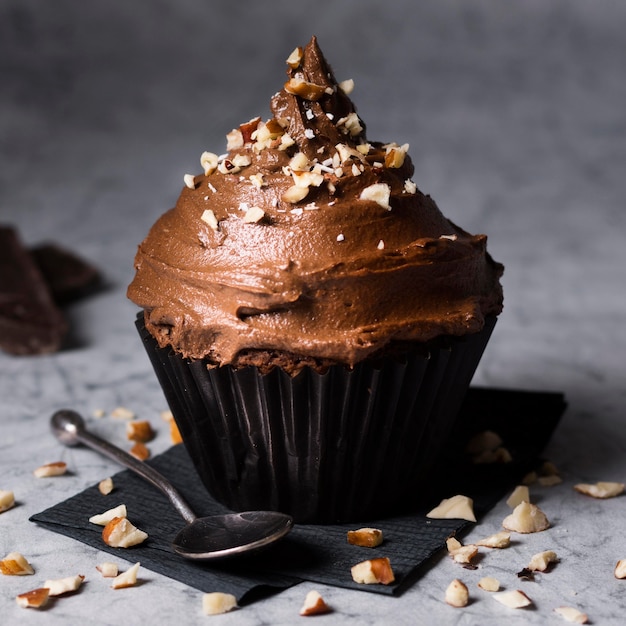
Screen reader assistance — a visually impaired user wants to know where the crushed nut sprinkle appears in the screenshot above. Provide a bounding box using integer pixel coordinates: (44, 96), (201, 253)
(201, 209), (219, 231)
(183, 174), (197, 189)
(359, 183), (391, 210)
(574, 481), (625, 499)
(0, 489), (15, 513)
(243, 206), (265, 224)
(200, 152), (219, 175)
(33, 461), (67, 478)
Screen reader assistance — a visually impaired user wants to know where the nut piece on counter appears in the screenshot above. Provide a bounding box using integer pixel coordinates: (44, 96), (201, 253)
(478, 576), (500, 592)
(614, 559), (626, 579)
(554, 606), (589, 623)
(446, 537), (478, 565)
(506, 485), (530, 509)
(44, 574), (85, 596)
(538, 474), (563, 487)
(130, 442), (150, 461)
(102, 517), (148, 548)
(0, 489), (15, 513)
(111, 562), (141, 589)
(299, 589), (331, 616)
(202, 592), (238, 615)
(111, 406), (135, 420)
(527, 550), (558, 572)
(347, 527), (383, 548)
(16, 587), (50, 609)
(493, 589), (533, 609)
(0, 552), (34, 576)
(502, 501), (550, 533)
(33, 461), (67, 478)
(445, 579), (469, 607)
(475, 531), (511, 549)
(126, 420), (155, 443)
(89, 504), (128, 526)
(574, 481), (625, 499)
(98, 477), (114, 495)
(426, 495), (476, 522)
(351, 557), (395, 585)
(96, 562), (119, 578)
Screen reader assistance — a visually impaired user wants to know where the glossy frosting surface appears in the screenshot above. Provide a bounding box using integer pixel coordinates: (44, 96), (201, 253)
(128, 37), (503, 367)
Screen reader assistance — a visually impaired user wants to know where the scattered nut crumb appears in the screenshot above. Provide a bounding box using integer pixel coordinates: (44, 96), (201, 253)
(44, 574), (85, 596)
(347, 528), (383, 548)
(506, 485), (530, 509)
(446, 537), (478, 565)
(282, 185), (309, 204)
(202, 592), (238, 615)
(528, 550), (558, 572)
(541, 460), (560, 476)
(445, 579), (469, 607)
(554, 606), (589, 623)
(201, 209), (219, 231)
(614, 559), (626, 579)
(98, 477), (114, 495)
(126, 420), (155, 443)
(33, 461), (67, 478)
(350, 557), (395, 585)
(111, 407), (135, 420)
(299, 589), (331, 616)
(0, 489), (15, 513)
(102, 517), (148, 548)
(0, 552), (34, 576)
(478, 576), (500, 592)
(493, 589), (533, 609)
(243, 206), (265, 224)
(475, 531), (511, 549)
(522, 471), (538, 485)
(538, 474), (563, 487)
(111, 562), (141, 589)
(89, 504), (127, 526)
(502, 501), (550, 533)
(130, 442), (150, 461)
(200, 151), (219, 175)
(426, 495), (476, 522)
(92, 408), (106, 418)
(16, 587), (50, 609)
(359, 183), (391, 210)
(96, 562), (119, 578)
(574, 481), (625, 499)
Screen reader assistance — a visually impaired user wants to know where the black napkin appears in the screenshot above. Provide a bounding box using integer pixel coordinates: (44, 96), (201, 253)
(31, 387), (566, 605)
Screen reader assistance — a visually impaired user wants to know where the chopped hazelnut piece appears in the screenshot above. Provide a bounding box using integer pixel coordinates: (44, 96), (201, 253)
(528, 550), (558, 572)
(426, 495), (476, 522)
(33, 461), (67, 478)
(44, 574), (85, 596)
(359, 183), (391, 210)
(130, 442), (150, 461)
(89, 504), (127, 526)
(404, 179), (417, 194)
(111, 406), (135, 420)
(284, 77), (327, 101)
(286, 46), (303, 69)
(96, 562), (119, 578)
(475, 531), (511, 549)
(338, 78), (355, 95)
(493, 589), (533, 609)
(102, 516), (148, 548)
(445, 579), (469, 607)
(202, 592), (238, 615)
(478, 576), (500, 592)
(351, 557), (395, 585)
(299, 589), (331, 616)
(226, 128), (244, 150)
(574, 481), (625, 499)
(183, 174), (197, 189)
(16, 587), (50, 609)
(614, 559), (626, 579)
(522, 470), (538, 485)
(446, 537), (478, 564)
(201, 209), (219, 231)
(502, 501), (550, 533)
(506, 485), (530, 509)
(243, 206), (265, 224)
(0, 552), (34, 576)
(98, 477), (114, 495)
(126, 420), (155, 443)
(554, 606), (589, 624)
(347, 527), (383, 548)
(541, 460), (560, 476)
(282, 185), (309, 204)
(200, 151), (219, 175)
(111, 562), (140, 589)
(0, 489), (15, 513)
(538, 474), (563, 486)
(466, 430), (503, 455)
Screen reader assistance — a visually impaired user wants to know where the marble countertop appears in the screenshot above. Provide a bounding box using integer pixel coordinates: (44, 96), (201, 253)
(1, 0), (625, 623)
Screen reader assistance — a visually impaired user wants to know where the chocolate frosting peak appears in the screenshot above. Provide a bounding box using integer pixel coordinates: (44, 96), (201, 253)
(128, 37), (503, 372)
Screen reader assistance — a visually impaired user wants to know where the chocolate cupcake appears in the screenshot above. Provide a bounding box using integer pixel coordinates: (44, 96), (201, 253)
(128, 37), (503, 523)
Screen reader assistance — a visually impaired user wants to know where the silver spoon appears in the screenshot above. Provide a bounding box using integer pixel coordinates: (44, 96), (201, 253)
(51, 409), (293, 561)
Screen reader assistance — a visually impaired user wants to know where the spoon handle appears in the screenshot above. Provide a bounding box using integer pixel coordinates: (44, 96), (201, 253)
(51, 410), (197, 525)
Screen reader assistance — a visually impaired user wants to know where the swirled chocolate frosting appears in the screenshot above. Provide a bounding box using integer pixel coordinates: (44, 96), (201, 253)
(128, 37), (503, 371)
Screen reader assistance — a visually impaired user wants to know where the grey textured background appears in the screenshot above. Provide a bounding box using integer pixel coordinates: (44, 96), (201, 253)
(1, 1), (626, 624)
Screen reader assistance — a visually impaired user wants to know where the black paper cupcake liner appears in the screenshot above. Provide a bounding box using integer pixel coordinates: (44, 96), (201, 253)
(136, 314), (496, 523)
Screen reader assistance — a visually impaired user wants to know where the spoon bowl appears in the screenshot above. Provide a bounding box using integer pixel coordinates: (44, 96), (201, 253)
(51, 409), (293, 561)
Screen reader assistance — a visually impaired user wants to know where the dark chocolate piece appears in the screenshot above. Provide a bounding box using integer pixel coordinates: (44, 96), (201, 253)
(0, 226), (67, 355)
(30, 243), (101, 304)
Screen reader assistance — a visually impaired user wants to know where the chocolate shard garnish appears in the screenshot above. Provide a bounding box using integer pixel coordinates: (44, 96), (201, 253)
(30, 243), (101, 304)
(0, 225), (67, 355)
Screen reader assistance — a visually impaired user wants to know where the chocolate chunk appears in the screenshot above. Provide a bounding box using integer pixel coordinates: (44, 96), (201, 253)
(31, 243), (101, 304)
(0, 226), (67, 355)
